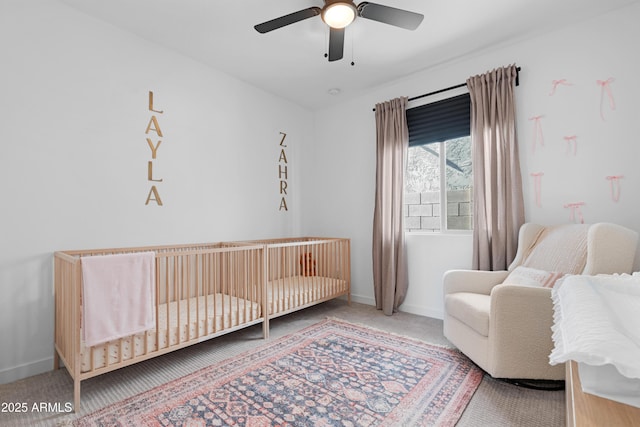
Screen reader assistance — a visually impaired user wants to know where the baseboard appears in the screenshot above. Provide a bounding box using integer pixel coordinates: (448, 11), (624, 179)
(398, 303), (444, 320)
(347, 295), (443, 319)
(0, 356), (53, 385)
(349, 294), (376, 306)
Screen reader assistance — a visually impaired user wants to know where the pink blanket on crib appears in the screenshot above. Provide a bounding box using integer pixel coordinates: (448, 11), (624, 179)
(81, 252), (156, 347)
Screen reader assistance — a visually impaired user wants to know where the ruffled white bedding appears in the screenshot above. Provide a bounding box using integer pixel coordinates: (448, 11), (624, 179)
(550, 273), (640, 407)
(81, 293), (261, 372)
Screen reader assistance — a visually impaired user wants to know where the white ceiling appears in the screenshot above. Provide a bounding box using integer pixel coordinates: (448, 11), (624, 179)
(59, 0), (638, 110)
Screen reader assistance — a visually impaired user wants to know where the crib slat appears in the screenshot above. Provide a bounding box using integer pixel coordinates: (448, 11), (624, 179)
(175, 255), (180, 344)
(163, 257), (169, 351)
(214, 252), (219, 333)
(185, 254), (191, 342)
(203, 253), (208, 336)
(196, 253), (201, 339)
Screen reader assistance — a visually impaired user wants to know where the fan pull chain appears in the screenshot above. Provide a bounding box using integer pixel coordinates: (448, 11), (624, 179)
(324, 26), (329, 58)
(350, 33), (355, 66)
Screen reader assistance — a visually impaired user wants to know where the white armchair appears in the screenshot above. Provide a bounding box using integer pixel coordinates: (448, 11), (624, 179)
(443, 222), (638, 380)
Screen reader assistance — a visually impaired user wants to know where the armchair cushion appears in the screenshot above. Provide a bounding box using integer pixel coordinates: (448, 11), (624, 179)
(445, 293), (490, 336)
(503, 266), (565, 288)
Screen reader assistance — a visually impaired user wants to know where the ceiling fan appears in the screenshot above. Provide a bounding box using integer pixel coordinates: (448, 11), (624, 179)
(254, 1), (424, 62)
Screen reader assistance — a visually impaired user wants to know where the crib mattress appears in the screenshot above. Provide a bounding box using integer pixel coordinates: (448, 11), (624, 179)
(267, 276), (348, 314)
(81, 293), (261, 372)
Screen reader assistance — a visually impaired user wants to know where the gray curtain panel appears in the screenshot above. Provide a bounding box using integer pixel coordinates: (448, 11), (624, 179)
(467, 65), (525, 271)
(372, 97), (409, 315)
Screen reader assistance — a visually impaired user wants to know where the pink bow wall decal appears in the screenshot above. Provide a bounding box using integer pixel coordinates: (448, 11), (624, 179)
(549, 79), (573, 96)
(564, 135), (578, 156)
(529, 115), (545, 153)
(564, 202), (585, 224)
(530, 172), (544, 207)
(606, 175), (624, 202)
(596, 78), (615, 121)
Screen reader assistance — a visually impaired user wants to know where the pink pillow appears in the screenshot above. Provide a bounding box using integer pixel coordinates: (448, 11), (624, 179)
(504, 266), (565, 288)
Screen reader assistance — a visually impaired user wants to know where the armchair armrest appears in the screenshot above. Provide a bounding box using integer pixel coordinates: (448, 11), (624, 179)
(443, 269), (510, 295)
(488, 284), (562, 378)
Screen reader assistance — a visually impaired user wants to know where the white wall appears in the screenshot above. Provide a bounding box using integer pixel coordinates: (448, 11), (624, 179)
(0, 0), (311, 383)
(404, 234), (473, 318)
(306, 3), (640, 318)
(3, 0), (640, 384)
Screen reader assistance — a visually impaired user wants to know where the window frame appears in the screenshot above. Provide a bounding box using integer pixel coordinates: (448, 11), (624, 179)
(404, 88), (472, 235)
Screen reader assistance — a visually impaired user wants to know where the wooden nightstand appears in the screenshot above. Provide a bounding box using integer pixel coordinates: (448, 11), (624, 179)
(566, 361), (640, 426)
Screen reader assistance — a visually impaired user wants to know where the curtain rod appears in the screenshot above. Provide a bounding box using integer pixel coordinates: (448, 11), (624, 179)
(372, 66), (521, 112)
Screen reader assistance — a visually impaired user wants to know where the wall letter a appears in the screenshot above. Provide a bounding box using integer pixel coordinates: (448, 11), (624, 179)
(145, 116), (163, 137)
(278, 149), (288, 163)
(145, 186), (163, 206)
(279, 197), (288, 211)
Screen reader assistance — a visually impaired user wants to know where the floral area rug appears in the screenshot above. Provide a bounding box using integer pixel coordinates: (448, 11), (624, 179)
(74, 318), (482, 426)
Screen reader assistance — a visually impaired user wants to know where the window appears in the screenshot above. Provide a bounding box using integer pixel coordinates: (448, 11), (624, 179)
(404, 93), (472, 232)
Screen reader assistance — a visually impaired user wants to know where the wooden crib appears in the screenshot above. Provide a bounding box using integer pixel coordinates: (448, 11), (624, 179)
(54, 242), (267, 410)
(244, 237), (351, 322)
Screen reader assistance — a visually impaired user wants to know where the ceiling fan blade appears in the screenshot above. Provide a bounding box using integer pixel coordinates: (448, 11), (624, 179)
(357, 2), (424, 30)
(254, 7), (321, 33)
(328, 27), (345, 61)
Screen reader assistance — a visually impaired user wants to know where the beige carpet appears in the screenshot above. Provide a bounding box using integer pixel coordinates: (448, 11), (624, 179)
(0, 300), (565, 426)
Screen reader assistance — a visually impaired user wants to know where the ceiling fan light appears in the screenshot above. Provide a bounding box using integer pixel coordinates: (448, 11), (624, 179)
(322, 3), (356, 29)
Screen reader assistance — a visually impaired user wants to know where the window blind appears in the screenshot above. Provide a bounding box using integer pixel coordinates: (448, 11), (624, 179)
(407, 93), (471, 147)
